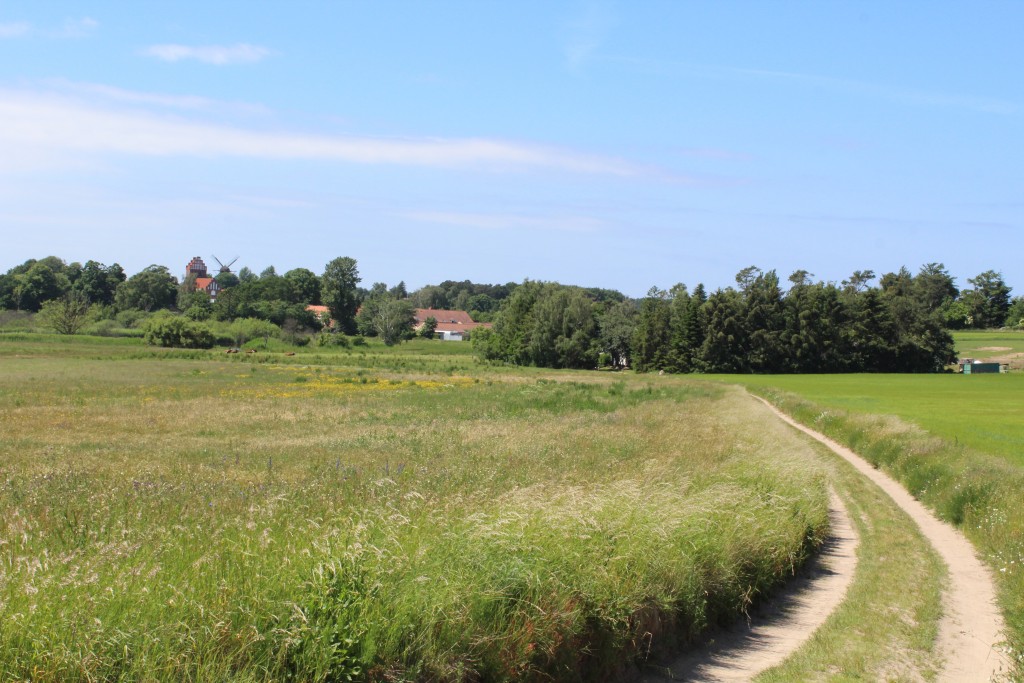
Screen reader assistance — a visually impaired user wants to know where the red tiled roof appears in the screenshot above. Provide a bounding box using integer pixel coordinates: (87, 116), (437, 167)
(414, 308), (476, 325)
(306, 305), (330, 315)
(433, 321), (491, 333)
(195, 277), (217, 292)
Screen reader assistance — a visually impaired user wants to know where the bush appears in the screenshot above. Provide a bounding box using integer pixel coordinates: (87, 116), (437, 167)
(318, 332), (351, 348)
(115, 309), (149, 329)
(142, 312), (214, 349)
(83, 319), (120, 337)
(0, 310), (35, 332)
(226, 318), (280, 348)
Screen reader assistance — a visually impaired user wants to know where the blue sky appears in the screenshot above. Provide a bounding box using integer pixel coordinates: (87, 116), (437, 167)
(1, 1), (1020, 297)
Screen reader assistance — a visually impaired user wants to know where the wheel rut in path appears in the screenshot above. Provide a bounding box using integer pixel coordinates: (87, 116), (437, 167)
(754, 396), (1009, 682)
(639, 394), (1010, 682)
(638, 490), (858, 682)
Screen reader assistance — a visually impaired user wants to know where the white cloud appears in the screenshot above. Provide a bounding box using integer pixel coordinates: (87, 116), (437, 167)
(44, 79), (270, 114)
(0, 21), (30, 38)
(56, 16), (98, 38)
(0, 87), (651, 177)
(143, 43), (270, 65)
(0, 17), (97, 40)
(404, 210), (604, 233)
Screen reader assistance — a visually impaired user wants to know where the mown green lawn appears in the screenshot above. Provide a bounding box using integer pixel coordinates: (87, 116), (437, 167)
(726, 373), (1024, 465)
(954, 329), (1024, 358)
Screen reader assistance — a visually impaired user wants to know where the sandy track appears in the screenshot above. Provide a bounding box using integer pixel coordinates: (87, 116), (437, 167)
(756, 397), (1010, 682)
(639, 395), (1009, 681)
(637, 491), (858, 682)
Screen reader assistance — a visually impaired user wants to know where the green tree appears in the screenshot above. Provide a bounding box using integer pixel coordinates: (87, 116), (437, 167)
(598, 299), (637, 368)
(631, 287), (672, 372)
(784, 280), (847, 372)
(1005, 297), (1024, 329)
(419, 316), (438, 338)
(410, 285), (448, 310)
(697, 288), (747, 373)
(115, 265), (178, 312)
(842, 269), (876, 294)
(913, 263), (958, 315)
(742, 269), (786, 372)
(214, 271), (240, 289)
(528, 286), (598, 368)
(961, 270), (1011, 328)
(73, 261), (125, 306)
(13, 261), (69, 311)
(37, 292), (95, 334)
(321, 257), (361, 335)
(389, 281), (408, 299)
(367, 297), (415, 346)
(284, 268), (321, 305)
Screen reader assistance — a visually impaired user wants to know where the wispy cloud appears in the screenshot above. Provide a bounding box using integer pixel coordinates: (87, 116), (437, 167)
(404, 210), (604, 233)
(0, 87), (654, 177)
(0, 21), (30, 38)
(563, 1), (615, 73)
(45, 79), (270, 114)
(732, 66), (1019, 115)
(143, 43), (271, 65)
(55, 16), (98, 38)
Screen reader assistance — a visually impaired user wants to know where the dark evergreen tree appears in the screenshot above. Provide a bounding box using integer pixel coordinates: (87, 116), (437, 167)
(631, 288), (672, 372)
(697, 288), (747, 373)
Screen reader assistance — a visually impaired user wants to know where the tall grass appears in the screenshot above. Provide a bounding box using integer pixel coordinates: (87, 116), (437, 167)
(0, 346), (829, 681)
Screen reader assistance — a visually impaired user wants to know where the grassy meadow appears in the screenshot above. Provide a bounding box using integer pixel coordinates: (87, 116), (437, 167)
(0, 335), (834, 681)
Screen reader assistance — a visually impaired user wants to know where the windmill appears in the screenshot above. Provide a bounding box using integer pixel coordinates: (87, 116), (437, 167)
(211, 255), (239, 275)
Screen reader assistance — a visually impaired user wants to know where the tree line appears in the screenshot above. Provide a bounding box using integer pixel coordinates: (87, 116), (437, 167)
(474, 265), (1022, 373)
(1, 257), (1021, 371)
(0, 255), (518, 346)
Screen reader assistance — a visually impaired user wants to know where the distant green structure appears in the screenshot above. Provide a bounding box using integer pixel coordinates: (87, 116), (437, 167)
(958, 359), (1006, 374)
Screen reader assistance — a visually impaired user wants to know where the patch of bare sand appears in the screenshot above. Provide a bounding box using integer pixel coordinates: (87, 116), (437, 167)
(757, 398), (1010, 682)
(637, 490), (858, 682)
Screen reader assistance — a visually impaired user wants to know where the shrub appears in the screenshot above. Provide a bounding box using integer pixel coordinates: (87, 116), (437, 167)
(115, 309), (149, 329)
(142, 312), (214, 349)
(317, 332), (351, 348)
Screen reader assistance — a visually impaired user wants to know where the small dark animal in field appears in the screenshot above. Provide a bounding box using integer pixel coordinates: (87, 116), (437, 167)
(285, 352), (296, 356)
(226, 348), (239, 354)
(246, 349), (257, 354)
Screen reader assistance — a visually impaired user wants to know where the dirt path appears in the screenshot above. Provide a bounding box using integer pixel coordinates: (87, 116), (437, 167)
(637, 490), (858, 682)
(639, 395), (1009, 681)
(756, 397), (1010, 682)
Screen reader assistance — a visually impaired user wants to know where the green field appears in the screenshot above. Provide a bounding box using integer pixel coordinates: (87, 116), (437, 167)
(954, 329), (1024, 361)
(731, 372), (1024, 464)
(3, 333), (1019, 680)
(0, 335), (838, 681)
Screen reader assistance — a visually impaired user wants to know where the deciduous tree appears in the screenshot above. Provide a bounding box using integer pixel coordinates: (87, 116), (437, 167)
(321, 257), (361, 335)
